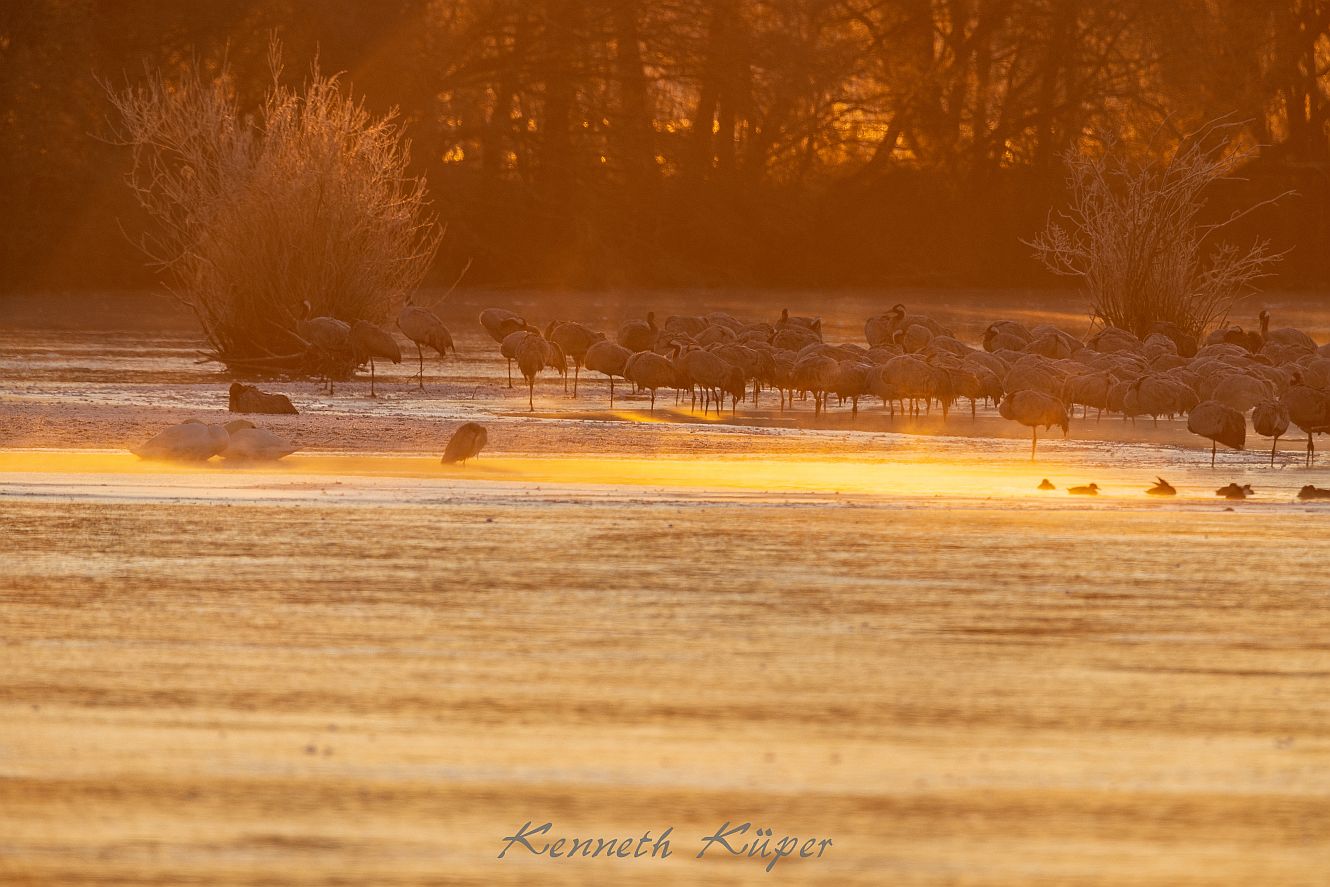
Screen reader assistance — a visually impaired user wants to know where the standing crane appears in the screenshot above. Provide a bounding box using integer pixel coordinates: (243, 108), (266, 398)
(350, 320), (402, 397)
(397, 297), (455, 390)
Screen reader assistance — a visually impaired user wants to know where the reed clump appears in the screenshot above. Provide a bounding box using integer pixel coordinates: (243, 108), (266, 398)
(107, 43), (441, 376)
(1029, 120), (1284, 341)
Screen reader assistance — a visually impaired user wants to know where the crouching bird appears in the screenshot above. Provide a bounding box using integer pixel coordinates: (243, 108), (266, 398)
(221, 420), (298, 462)
(130, 420), (229, 462)
(229, 382), (298, 415)
(442, 422), (488, 466)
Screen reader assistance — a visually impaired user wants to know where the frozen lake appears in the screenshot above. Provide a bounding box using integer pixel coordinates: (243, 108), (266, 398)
(2, 289), (1329, 884)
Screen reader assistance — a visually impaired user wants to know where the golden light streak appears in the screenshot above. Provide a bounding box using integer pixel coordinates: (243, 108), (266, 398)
(0, 448), (1198, 503)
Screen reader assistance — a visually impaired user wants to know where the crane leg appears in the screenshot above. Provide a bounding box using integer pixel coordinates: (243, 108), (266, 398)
(1212, 441), (1217, 467)
(417, 345), (425, 390)
(609, 376), (615, 408)
(650, 389), (656, 412)
(369, 358), (377, 398)
(507, 359), (513, 388)
(1031, 427), (1037, 461)
(528, 378), (534, 411)
(573, 364), (580, 397)
(1272, 436), (1278, 466)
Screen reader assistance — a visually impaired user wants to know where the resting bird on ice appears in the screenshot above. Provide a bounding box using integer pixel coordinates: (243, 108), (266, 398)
(547, 321), (605, 397)
(1187, 400), (1246, 467)
(775, 307), (822, 334)
(997, 390), (1069, 460)
(1067, 483), (1099, 496)
(1250, 399), (1290, 466)
(130, 420), (229, 462)
(1282, 373), (1330, 467)
(1146, 477), (1176, 496)
(229, 382), (298, 415)
(221, 420), (297, 462)
(584, 340), (632, 407)
(617, 312), (658, 353)
(1297, 485), (1330, 500)
(350, 320), (402, 397)
(1215, 483), (1253, 500)
(513, 332), (556, 410)
(398, 297), (456, 389)
(1037, 478), (1056, 490)
(622, 351), (675, 412)
(442, 422), (488, 466)
(479, 307), (530, 345)
(297, 300), (352, 394)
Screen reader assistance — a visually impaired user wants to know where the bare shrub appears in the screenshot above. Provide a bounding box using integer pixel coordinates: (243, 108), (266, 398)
(1029, 120), (1286, 341)
(106, 44), (441, 376)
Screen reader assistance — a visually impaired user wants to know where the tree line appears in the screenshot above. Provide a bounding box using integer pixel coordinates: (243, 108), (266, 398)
(3, 0), (1330, 292)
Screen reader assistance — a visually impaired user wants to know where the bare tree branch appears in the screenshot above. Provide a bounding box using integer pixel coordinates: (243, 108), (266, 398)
(1026, 119), (1285, 340)
(105, 39), (442, 375)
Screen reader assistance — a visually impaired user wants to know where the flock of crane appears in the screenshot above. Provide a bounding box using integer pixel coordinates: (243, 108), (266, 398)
(473, 303), (1330, 466)
(131, 298), (1330, 478)
(297, 297), (455, 396)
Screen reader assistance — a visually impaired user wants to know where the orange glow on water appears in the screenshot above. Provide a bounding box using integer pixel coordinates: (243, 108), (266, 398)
(0, 447), (1292, 505)
(0, 448), (1042, 499)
